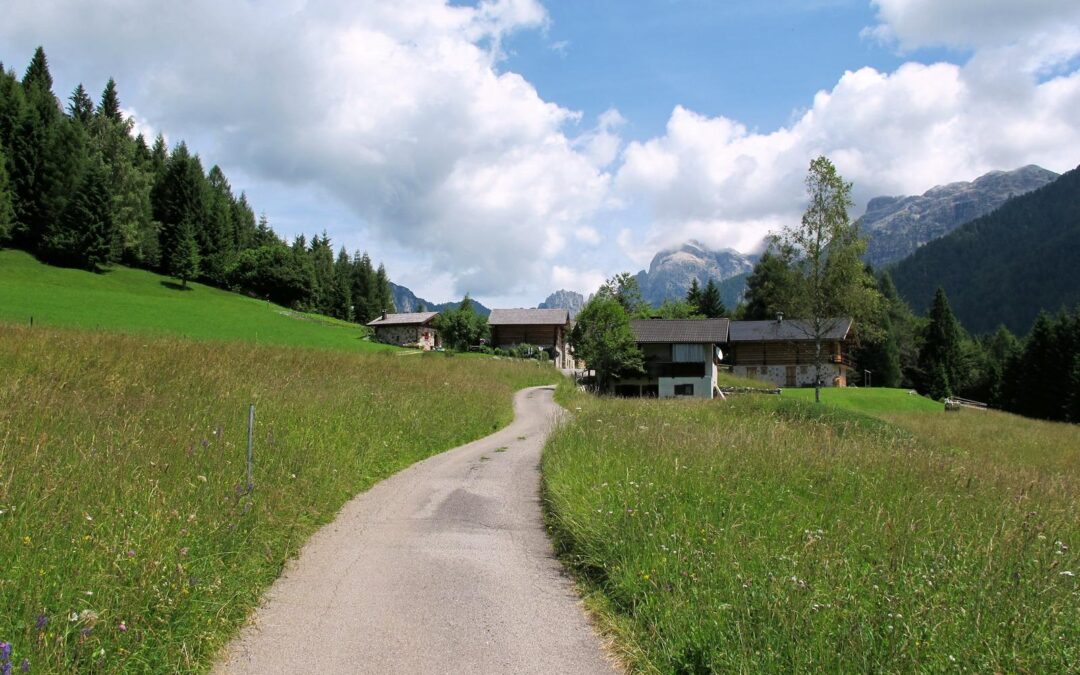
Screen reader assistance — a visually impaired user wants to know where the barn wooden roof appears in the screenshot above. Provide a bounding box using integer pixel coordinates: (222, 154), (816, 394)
(366, 312), (439, 327)
(728, 318), (852, 342)
(629, 318), (730, 344)
(488, 308), (570, 325)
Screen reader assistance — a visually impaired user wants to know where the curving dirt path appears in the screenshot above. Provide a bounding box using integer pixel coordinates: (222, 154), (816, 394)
(214, 386), (615, 674)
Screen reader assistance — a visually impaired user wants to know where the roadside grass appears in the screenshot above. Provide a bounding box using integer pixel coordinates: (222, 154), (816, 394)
(0, 325), (558, 673)
(543, 380), (1079, 673)
(0, 248), (390, 352)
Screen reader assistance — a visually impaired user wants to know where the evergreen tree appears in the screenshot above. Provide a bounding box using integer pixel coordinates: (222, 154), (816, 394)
(21, 47), (53, 94)
(918, 288), (965, 400)
(153, 142), (208, 274)
(685, 278), (702, 308)
(331, 247), (353, 320)
(97, 78), (122, 122)
(169, 219), (201, 287)
(0, 142), (14, 243)
(351, 252), (376, 322)
(310, 232), (335, 313)
(374, 263), (395, 314)
(41, 161), (113, 270)
(742, 248), (799, 320)
(68, 83), (94, 124)
(697, 278), (727, 318)
(201, 165), (238, 283)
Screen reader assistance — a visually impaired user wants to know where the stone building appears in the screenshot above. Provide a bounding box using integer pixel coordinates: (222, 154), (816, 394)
(728, 316), (854, 388)
(367, 312), (441, 350)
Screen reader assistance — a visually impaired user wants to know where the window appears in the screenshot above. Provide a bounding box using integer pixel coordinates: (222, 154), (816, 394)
(672, 344), (705, 362)
(674, 383), (694, 396)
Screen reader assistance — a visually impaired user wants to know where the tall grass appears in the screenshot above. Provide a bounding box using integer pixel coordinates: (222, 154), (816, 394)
(544, 382), (1079, 672)
(0, 325), (557, 673)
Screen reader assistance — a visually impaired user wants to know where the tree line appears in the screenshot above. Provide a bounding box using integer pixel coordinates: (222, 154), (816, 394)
(0, 47), (394, 323)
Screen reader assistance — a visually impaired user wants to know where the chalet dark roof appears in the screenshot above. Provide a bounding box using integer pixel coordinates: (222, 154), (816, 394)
(629, 318), (730, 344)
(728, 317), (852, 342)
(488, 308), (570, 325)
(367, 312), (438, 327)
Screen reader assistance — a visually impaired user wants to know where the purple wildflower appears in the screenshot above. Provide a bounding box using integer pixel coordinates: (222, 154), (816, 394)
(19, 659), (29, 674)
(0, 642), (10, 659)
(34, 614), (46, 631)
(2, 661), (11, 675)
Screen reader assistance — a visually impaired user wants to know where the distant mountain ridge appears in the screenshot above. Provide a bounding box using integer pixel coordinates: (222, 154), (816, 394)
(861, 165), (1058, 267)
(633, 240), (755, 308)
(389, 282), (491, 317)
(890, 163), (1080, 335)
(538, 289), (586, 318)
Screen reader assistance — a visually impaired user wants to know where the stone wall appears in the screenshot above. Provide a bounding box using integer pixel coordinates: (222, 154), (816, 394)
(733, 363), (848, 388)
(374, 325), (439, 350)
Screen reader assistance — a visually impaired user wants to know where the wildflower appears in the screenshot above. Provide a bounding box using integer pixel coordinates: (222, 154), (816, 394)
(179, 547), (189, 557)
(126, 550), (136, 558)
(20, 659), (29, 674)
(1, 642), (10, 659)
(84, 513), (93, 522)
(118, 622), (127, 632)
(35, 613), (47, 631)
(21, 536), (30, 546)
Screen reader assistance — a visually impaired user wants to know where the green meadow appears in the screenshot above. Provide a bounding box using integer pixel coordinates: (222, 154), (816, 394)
(0, 249), (390, 352)
(544, 382), (1079, 673)
(781, 386), (942, 415)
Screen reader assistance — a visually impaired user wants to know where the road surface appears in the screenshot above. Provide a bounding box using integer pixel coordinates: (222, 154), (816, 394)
(214, 386), (615, 674)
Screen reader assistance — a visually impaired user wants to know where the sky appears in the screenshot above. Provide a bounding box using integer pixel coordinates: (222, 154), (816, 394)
(2, 0), (1079, 308)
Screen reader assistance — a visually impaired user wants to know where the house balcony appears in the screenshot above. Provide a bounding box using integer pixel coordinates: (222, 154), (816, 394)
(643, 361), (706, 378)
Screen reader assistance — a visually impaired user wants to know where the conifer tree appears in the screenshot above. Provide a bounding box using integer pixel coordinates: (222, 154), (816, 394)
(375, 263), (395, 314)
(169, 219), (201, 287)
(0, 142), (13, 243)
(918, 288), (965, 399)
(697, 278), (727, 318)
(22, 47), (53, 93)
(742, 249), (799, 320)
(42, 161), (113, 270)
(331, 247), (353, 320)
(97, 78), (123, 122)
(685, 278), (702, 308)
(68, 84), (94, 124)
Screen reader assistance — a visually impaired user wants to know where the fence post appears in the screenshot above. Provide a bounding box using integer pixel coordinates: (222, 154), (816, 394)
(246, 403), (255, 494)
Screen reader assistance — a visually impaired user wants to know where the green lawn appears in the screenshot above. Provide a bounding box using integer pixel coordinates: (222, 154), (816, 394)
(0, 248), (392, 352)
(782, 386), (942, 414)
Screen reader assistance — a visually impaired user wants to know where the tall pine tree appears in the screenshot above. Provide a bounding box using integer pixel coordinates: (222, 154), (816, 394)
(918, 288), (965, 399)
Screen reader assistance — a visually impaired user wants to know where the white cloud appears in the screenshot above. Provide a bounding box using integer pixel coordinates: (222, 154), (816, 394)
(616, 38), (1080, 257)
(0, 0), (611, 302)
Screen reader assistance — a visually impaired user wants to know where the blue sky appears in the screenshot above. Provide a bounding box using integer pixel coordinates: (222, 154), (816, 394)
(501, 0), (959, 137)
(2, 0), (1078, 307)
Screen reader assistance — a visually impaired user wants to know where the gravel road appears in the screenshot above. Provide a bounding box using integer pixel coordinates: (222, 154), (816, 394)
(214, 385), (616, 674)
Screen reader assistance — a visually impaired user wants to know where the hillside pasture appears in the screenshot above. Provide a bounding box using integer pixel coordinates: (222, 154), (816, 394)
(0, 326), (558, 672)
(543, 382), (1079, 673)
(0, 249), (390, 352)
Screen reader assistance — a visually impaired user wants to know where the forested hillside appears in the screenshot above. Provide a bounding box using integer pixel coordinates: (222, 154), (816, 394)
(890, 164), (1080, 335)
(0, 47), (394, 324)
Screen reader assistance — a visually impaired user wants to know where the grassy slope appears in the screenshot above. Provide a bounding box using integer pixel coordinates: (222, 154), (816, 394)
(0, 249), (391, 352)
(0, 326), (558, 673)
(545, 382), (1079, 672)
(782, 386), (942, 415)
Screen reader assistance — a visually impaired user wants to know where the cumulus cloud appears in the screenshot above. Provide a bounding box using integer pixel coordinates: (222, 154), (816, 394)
(0, 0), (612, 300)
(616, 0), (1080, 258)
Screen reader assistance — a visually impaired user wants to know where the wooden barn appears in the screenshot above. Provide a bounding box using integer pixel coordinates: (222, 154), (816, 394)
(487, 308), (573, 368)
(728, 315), (854, 387)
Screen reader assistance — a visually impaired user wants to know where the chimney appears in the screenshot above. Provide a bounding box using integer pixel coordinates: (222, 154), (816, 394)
(382, 312), (387, 320)
(776, 312), (784, 323)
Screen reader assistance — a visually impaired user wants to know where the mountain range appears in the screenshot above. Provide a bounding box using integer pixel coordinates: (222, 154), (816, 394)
(538, 289), (586, 318)
(859, 165), (1058, 267)
(890, 162), (1080, 335)
(633, 241), (756, 308)
(389, 282), (491, 317)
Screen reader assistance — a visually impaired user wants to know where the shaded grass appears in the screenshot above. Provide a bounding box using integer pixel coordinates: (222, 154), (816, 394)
(0, 249), (390, 352)
(544, 380), (1079, 673)
(0, 325), (558, 673)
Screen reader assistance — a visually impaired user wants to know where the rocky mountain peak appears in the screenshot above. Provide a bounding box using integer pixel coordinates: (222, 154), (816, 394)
(538, 289), (586, 318)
